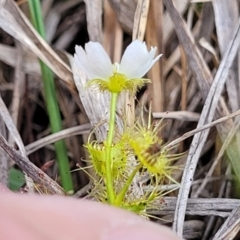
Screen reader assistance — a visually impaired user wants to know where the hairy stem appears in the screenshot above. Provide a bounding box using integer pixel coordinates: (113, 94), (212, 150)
(114, 164), (142, 206)
(105, 93), (118, 204)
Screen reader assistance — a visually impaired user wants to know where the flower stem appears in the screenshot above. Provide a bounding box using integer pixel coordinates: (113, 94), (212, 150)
(114, 164), (142, 206)
(105, 93), (118, 204)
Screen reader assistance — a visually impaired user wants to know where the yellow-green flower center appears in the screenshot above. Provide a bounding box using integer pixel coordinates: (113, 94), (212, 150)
(86, 70), (150, 94)
(108, 73), (128, 93)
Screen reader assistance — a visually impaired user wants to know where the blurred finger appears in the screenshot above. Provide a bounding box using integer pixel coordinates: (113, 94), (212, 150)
(0, 193), (181, 240)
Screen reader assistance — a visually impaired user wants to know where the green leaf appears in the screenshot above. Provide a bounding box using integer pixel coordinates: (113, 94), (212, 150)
(8, 168), (25, 191)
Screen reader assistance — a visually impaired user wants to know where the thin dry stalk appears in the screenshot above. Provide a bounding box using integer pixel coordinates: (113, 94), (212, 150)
(0, 133), (64, 195)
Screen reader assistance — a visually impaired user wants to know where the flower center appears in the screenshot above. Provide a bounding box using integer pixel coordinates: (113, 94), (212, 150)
(108, 73), (127, 93)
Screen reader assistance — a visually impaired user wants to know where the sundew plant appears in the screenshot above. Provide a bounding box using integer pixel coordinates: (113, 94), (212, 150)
(74, 40), (180, 216)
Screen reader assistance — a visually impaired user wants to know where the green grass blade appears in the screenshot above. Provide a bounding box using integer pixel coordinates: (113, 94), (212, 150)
(28, 0), (73, 193)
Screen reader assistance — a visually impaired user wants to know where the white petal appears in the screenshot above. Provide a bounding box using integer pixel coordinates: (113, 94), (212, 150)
(85, 42), (113, 79)
(74, 42), (113, 79)
(119, 40), (162, 78)
(74, 46), (92, 76)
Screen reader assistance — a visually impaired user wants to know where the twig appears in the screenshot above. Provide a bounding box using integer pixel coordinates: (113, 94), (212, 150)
(164, 108), (240, 150)
(149, 197), (240, 218)
(153, 110), (200, 121)
(25, 123), (90, 155)
(0, 133), (64, 195)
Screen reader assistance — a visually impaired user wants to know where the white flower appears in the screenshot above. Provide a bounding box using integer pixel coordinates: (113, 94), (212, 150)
(74, 40), (162, 93)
